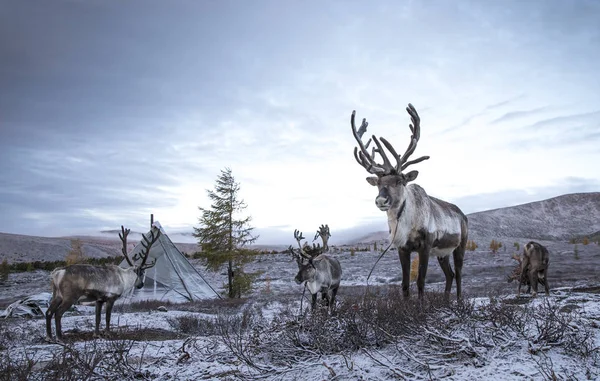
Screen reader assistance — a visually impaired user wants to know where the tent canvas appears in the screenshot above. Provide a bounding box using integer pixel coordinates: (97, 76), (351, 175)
(120, 221), (220, 302)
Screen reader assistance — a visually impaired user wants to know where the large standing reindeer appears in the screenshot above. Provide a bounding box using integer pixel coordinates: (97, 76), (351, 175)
(313, 224), (331, 252)
(289, 229), (342, 310)
(45, 226), (160, 342)
(350, 104), (468, 299)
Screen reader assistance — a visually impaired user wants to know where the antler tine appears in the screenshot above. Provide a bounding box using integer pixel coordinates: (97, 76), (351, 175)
(352, 110), (405, 176)
(119, 225), (134, 266)
(397, 103), (430, 171)
(139, 228), (161, 269)
(293, 229), (313, 259)
(351, 111), (394, 175)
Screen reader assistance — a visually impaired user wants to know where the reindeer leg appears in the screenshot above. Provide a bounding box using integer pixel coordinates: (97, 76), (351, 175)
(322, 291), (330, 307)
(330, 287), (339, 312)
(94, 301), (104, 338)
(105, 300), (115, 337)
(45, 296), (62, 342)
(437, 256), (455, 298)
(398, 248), (411, 298)
(453, 244), (465, 300)
(311, 293), (317, 310)
(543, 272), (550, 296)
(529, 269), (539, 297)
(416, 249), (430, 300)
(54, 301), (72, 343)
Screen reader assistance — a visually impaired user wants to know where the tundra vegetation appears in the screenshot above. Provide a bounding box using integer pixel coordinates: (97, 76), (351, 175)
(1, 286), (599, 380)
(489, 239), (502, 254)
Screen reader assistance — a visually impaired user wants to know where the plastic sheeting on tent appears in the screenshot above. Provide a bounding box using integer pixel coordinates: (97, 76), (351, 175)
(120, 221), (220, 302)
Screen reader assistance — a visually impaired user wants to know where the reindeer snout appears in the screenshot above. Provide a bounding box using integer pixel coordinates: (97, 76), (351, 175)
(375, 196), (390, 211)
(375, 188), (391, 211)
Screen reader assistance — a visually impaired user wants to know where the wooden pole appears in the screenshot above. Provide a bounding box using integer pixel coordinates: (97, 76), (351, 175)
(150, 214), (154, 228)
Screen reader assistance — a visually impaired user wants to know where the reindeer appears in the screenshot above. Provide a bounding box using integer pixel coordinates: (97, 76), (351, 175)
(518, 241), (550, 297)
(350, 104), (468, 299)
(45, 226), (160, 342)
(289, 229), (342, 311)
(313, 224), (331, 252)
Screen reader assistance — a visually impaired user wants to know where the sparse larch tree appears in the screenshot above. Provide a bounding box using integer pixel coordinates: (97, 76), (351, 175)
(65, 239), (85, 265)
(193, 168), (259, 298)
(0, 259), (9, 281)
(489, 239), (501, 254)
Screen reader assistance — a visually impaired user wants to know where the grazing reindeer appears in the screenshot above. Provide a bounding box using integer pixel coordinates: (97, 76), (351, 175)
(45, 226), (160, 342)
(350, 104), (468, 299)
(313, 224), (331, 252)
(518, 241), (550, 297)
(289, 229), (342, 310)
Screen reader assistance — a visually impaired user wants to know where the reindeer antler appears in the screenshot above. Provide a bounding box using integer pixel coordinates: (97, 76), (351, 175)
(351, 104), (430, 176)
(119, 225), (134, 266)
(293, 229), (322, 259)
(139, 228), (161, 269)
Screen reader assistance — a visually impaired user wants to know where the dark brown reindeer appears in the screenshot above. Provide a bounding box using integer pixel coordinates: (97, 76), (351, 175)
(350, 104), (468, 299)
(45, 226), (160, 342)
(517, 241), (550, 297)
(289, 229), (342, 311)
(313, 224), (331, 252)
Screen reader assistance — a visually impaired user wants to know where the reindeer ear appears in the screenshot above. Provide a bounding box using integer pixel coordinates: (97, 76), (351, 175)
(366, 176), (378, 186)
(404, 170), (419, 183)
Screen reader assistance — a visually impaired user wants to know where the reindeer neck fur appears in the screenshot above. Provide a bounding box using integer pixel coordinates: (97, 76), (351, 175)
(386, 184), (465, 256)
(113, 265), (141, 294)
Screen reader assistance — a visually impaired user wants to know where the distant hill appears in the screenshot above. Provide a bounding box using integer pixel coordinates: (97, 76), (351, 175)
(350, 192), (600, 244)
(1, 192), (598, 263)
(467, 192), (600, 240)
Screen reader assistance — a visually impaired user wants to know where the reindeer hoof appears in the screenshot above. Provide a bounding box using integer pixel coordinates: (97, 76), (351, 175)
(44, 336), (55, 343)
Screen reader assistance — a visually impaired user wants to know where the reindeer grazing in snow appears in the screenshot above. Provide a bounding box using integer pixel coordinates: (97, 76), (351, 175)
(517, 241), (550, 297)
(350, 104), (468, 299)
(45, 226), (160, 342)
(313, 224), (331, 252)
(289, 229), (342, 311)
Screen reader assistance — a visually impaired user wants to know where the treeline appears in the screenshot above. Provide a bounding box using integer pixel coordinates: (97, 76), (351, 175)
(0, 256), (123, 275)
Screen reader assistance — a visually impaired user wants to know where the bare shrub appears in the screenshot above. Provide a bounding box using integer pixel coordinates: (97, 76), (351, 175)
(489, 239), (501, 254)
(167, 314), (218, 336)
(466, 240), (478, 251)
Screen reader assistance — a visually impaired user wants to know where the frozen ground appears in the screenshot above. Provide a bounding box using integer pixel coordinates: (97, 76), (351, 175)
(1, 239), (599, 380)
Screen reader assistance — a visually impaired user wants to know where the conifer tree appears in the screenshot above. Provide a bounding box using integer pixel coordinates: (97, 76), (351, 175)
(193, 168), (258, 298)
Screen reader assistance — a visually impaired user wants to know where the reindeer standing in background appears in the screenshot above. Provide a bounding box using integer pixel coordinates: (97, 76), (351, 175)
(313, 224), (331, 253)
(45, 226), (160, 342)
(289, 229), (341, 311)
(518, 241), (550, 297)
(350, 104), (468, 299)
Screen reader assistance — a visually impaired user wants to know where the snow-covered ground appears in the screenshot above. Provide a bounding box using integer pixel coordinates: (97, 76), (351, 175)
(1, 242), (599, 380)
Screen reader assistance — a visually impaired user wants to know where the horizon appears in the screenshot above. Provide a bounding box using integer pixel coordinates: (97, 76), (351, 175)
(1, 1), (599, 244)
(1, 190), (596, 245)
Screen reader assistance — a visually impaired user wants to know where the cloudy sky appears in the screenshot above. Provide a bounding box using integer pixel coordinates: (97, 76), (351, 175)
(1, 0), (599, 245)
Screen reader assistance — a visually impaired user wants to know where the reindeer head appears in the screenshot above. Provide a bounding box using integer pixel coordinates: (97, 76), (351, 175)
(119, 225), (161, 289)
(351, 104), (430, 212)
(289, 229), (322, 284)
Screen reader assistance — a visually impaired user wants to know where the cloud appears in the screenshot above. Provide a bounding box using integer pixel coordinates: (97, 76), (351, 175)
(1, 0), (599, 244)
(490, 106), (551, 125)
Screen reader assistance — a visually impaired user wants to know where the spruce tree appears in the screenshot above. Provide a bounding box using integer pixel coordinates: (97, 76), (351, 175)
(193, 168), (258, 298)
